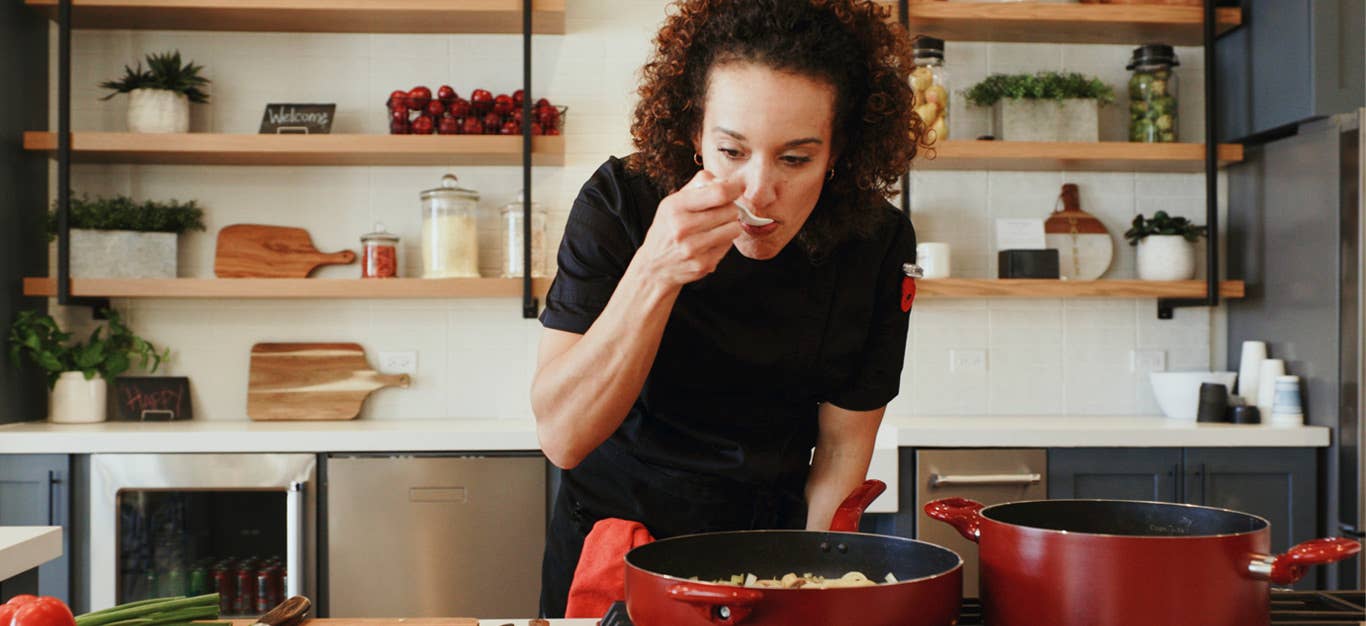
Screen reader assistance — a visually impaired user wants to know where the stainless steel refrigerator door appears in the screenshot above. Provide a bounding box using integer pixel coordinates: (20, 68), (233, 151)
(325, 455), (545, 618)
(89, 454), (318, 611)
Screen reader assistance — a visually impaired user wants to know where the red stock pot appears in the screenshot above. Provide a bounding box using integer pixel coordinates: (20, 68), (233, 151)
(622, 480), (962, 626)
(926, 497), (1361, 626)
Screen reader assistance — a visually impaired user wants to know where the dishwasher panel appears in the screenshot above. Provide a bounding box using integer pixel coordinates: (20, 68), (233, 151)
(326, 455), (545, 618)
(915, 449), (1046, 597)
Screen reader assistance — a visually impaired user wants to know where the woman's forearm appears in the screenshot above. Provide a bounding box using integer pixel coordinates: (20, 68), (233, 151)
(531, 257), (682, 469)
(805, 405), (884, 530)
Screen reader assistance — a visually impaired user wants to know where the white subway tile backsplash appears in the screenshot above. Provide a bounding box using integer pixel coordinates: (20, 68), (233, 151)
(53, 3), (1222, 420)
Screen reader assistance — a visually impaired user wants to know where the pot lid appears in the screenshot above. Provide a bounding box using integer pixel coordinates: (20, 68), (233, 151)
(1127, 43), (1180, 70)
(421, 173), (479, 201)
(912, 35), (944, 60)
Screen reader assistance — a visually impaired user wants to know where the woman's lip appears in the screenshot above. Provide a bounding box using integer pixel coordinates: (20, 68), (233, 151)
(741, 221), (779, 237)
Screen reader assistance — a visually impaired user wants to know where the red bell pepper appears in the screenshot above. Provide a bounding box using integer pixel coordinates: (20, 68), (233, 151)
(9, 597), (74, 626)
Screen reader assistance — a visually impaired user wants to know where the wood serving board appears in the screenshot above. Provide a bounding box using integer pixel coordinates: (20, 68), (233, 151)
(247, 343), (410, 421)
(215, 224), (356, 278)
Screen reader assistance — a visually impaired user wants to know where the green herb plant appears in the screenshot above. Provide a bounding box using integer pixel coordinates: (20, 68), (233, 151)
(963, 72), (1116, 108)
(8, 309), (169, 389)
(100, 50), (210, 103)
(48, 194), (206, 240)
(1123, 211), (1208, 246)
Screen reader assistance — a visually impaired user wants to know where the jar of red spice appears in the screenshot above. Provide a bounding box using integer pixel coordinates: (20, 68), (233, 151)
(361, 224), (399, 278)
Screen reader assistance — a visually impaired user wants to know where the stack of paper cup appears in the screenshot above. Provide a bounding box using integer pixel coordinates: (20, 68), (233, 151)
(1237, 340), (1268, 403)
(1270, 375), (1305, 427)
(1255, 359), (1286, 419)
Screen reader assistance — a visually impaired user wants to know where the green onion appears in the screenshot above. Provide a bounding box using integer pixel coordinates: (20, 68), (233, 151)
(75, 594), (220, 626)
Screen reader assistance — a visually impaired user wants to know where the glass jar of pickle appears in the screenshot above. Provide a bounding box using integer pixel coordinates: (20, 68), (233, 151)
(1127, 44), (1180, 143)
(360, 223), (398, 278)
(910, 35), (949, 142)
(501, 191), (548, 278)
(420, 173), (480, 278)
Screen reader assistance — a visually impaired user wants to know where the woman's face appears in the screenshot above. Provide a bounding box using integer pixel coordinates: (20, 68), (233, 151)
(696, 62), (837, 260)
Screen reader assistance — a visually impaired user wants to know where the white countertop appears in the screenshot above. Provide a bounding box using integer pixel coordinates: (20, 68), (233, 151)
(0, 526), (62, 581)
(0, 415), (1329, 454)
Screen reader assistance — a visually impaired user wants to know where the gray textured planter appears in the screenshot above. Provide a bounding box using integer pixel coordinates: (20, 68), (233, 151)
(67, 229), (177, 278)
(993, 98), (1099, 142)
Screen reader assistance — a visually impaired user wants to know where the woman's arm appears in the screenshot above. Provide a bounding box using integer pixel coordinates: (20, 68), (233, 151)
(804, 403), (885, 530)
(532, 172), (745, 469)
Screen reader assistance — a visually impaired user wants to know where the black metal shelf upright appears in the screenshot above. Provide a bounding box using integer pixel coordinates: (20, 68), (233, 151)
(55, 0), (110, 317)
(521, 0), (538, 319)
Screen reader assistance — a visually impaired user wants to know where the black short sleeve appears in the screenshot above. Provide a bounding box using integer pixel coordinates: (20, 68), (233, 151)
(539, 157), (650, 334)
(826, 214), (917, 412)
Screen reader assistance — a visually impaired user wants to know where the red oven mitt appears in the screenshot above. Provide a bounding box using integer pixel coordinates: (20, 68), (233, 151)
(565, 518), (656, 618)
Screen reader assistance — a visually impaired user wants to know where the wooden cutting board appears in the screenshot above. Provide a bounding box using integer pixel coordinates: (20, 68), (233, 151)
(215, 224), (357, 278)
(248, 343), (410, 421)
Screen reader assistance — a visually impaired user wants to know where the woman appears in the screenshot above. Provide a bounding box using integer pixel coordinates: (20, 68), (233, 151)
(532, 0), (927, 617)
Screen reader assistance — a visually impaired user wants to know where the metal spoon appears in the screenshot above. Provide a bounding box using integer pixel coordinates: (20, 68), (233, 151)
(735, 199), (774, 226)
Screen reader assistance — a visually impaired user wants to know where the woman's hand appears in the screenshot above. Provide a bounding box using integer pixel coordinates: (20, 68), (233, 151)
(637, 170), (745, 288)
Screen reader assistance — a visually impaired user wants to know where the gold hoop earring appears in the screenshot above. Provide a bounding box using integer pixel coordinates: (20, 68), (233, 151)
(694, 153), (703, 166)
(827, 168), (836, 181)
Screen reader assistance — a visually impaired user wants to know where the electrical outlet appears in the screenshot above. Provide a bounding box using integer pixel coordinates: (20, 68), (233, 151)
(950, 349), (987, 374)
(1131, 350), (1166, 373)
(379, 351), (418, 375)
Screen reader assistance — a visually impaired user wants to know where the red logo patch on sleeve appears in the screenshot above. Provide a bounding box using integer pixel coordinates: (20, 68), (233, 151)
(901, 276), (916, 313)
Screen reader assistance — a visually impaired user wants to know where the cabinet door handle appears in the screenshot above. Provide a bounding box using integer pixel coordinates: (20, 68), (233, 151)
(929, 473), (1042, 487)
(48, 470), (63, 526)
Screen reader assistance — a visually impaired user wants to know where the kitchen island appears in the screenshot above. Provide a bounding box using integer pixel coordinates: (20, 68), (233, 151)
(0, 526), (62, 582)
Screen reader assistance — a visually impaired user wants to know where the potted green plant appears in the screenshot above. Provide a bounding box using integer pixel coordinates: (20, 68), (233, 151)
(8, 309), (169, 423)
(49, 194), (205, 278)
(100, 50), (210, 133)
(1124, 211), (1208, 281)
(963, 72), (1115, 142)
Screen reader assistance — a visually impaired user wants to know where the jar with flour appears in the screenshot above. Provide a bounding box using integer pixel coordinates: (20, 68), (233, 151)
(421, 174), (481, 278)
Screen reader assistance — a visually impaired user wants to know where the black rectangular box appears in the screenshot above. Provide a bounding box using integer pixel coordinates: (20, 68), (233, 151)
(998, 249), (1060, 279)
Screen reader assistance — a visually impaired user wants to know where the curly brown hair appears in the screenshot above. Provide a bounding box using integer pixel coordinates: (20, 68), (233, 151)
(629, 0), (926, 256)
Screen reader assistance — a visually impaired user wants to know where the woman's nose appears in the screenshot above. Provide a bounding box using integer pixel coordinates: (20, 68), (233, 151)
(741, 165), (778, 211)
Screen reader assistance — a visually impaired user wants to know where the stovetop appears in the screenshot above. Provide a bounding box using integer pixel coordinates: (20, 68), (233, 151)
(601, 591), (1365, 625)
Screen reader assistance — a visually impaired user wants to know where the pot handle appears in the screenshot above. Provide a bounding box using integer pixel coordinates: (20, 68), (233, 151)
(666, 583), (764, 625)
(924, 497), (985, 543)
(1248, 537), (1361, 585)
(829, 479), (886, 532)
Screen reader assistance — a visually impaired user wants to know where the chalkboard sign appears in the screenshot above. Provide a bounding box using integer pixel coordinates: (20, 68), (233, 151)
(259, 103), (336, 134)
(112, 377), (193, 421)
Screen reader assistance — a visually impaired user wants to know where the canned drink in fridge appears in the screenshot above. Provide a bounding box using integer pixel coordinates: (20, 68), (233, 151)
(236, 567), (256, 615)
(189, 567), (209, 596)
(212, 566), (235, 614)
(256, 568), (282, 613)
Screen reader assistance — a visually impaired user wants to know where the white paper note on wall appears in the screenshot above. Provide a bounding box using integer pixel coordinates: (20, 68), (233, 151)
(995, 218), (1046, 251)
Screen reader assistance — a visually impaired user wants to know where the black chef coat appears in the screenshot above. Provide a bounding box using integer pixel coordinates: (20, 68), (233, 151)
(538, 155), (915, 618)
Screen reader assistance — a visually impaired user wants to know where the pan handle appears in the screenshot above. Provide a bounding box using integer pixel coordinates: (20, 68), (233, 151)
(924, 497), (985, 543)
(1247, 537), (1361, 585)
(666, 584), (764, 625)
(829, 479), (886, 532)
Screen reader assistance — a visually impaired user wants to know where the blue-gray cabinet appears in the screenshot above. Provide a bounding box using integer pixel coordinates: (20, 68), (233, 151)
(1048, 448), (1182, 502)
(1215, 0), (1365, 142)
(0, 455), (71, 602)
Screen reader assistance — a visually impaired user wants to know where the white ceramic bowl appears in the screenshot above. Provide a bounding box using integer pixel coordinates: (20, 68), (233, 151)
(1149, 371), (1238, 421)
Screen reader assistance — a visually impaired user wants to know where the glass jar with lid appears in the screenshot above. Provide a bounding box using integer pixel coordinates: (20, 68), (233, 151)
(420, 173), (481, 278)
(360, 223), (399, 278)
(911, 35), (949, 142)
(500, 191), (548, 278)
(1127, 43), (1180, 143)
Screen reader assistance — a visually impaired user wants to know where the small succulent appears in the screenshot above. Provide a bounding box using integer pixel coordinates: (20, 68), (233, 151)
(100, 50), (210, 103)
(1124, 211), (1207, 246)
(963, 72), (1115, 108)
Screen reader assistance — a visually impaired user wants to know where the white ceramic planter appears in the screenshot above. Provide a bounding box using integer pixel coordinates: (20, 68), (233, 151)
(993, 98), (1099, 142)
(1136, 234), (1196, 281)
(60, 230), (178, 278)
(127, 88), (189, 133)
(49, 372), (107, 424)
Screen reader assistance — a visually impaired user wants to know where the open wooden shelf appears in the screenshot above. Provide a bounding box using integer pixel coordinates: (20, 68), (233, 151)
(23, 132), (564, 166)
(24, 277), (1241, 301)
(917, 279), (1244, 299)
(23, 277), (554, 299)
(884, 1), (1239, 46)
(915, 140), (1242, 173)
(25, 0), (565, 34)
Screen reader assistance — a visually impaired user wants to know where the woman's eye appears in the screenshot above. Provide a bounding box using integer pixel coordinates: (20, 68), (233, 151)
(781, 155), (813, 166)
(718, 148), (743, 159)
